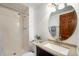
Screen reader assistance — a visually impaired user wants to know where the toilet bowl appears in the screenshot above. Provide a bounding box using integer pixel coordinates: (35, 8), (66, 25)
(22, 52), (35, 56)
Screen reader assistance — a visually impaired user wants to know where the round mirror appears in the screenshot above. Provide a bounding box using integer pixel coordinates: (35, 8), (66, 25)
(48, 4), (77, 41)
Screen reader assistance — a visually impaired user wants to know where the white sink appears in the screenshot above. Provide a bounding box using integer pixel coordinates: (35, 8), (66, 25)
(43, 43), (69, 55)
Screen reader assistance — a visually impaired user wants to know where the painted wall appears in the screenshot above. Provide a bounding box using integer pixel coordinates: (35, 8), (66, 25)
(70, 3), (79, 55)
(29, 7), (35, 41)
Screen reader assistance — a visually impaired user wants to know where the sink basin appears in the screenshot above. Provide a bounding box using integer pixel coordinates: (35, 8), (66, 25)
(43, 43), (69, 55)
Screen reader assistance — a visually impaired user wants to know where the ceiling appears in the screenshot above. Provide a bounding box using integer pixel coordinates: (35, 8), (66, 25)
(24, 3), (47, 8)
(0, 3), (48, 14)
(0, 3), (29, 14)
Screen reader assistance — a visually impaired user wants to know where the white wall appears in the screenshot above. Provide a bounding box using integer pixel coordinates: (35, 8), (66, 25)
(69, 4), (79, 55)
(33, 4), (49, 40)
(0, 6), (23, 55)
(29, 7), (35, 41)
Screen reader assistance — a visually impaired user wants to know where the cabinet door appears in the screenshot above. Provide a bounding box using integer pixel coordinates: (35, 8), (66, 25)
(36, 46), (55, 56)
(60, 11), (77, 40)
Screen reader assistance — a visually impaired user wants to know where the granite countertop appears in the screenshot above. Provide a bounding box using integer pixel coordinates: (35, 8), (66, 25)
(32, 39), (77, 56)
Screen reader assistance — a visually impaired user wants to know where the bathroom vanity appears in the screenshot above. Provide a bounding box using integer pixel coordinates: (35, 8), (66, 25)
(36, 46), (54, 56)
(32, 40), (77, 56)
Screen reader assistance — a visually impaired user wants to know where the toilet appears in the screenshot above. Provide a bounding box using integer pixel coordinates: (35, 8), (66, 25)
(22, 40), (35, 56)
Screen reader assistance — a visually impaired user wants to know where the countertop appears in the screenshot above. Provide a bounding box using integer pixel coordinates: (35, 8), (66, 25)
(32, 39), (77, 56)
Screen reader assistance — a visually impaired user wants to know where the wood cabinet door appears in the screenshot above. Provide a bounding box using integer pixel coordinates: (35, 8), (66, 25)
(60, 11), (77, 40)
